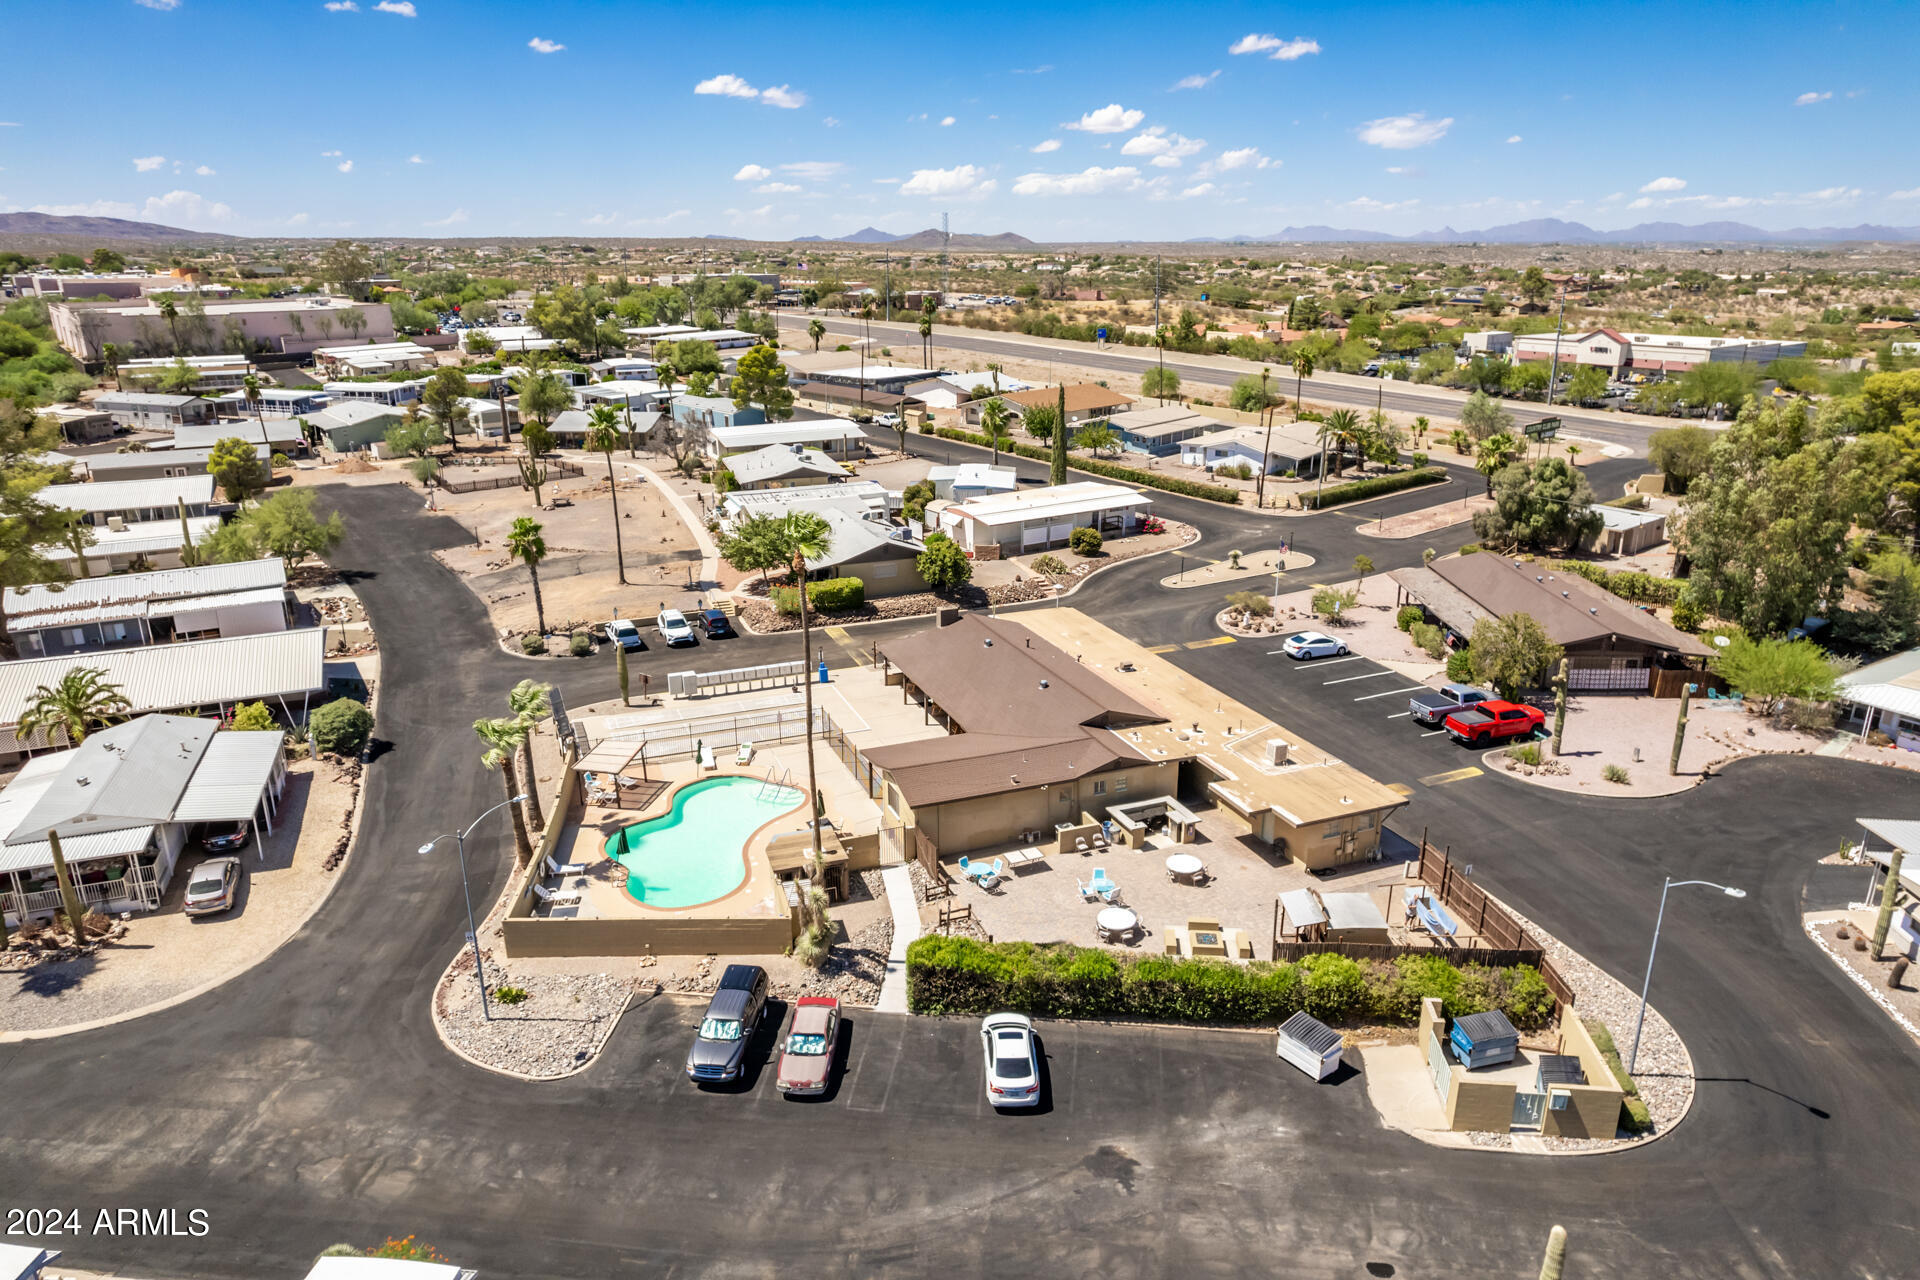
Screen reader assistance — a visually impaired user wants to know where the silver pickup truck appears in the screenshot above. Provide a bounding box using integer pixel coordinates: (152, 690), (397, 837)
(1408, 682), (1494, 727)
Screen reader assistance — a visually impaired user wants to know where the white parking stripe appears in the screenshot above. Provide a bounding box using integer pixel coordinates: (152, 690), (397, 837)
(1323, 670), (1397, 685)
(1421, 729), (1448, 737)
(1278, 653), (1362, 665)
(1386, 712), (1413, 719)
(1355, 687), (1425, 701)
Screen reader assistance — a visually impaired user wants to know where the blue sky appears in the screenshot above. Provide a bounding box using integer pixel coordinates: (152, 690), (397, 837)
(3, 0), (1916, 240)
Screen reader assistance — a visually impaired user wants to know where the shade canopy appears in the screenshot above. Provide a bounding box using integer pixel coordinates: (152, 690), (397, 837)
(574, 740), (645, 775)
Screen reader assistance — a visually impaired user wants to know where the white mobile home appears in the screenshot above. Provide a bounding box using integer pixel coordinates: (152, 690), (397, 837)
(938, 482), (1152, 555)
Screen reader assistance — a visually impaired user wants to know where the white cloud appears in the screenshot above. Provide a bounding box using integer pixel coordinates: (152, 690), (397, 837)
(1214, 147), (1273, 171)
(822, 116), (841, 127)
(134, 0), (180, 9)
(1063, 104), (1144, 134)
(1794, 90), (1831, 106)
(1011, 165), (1141, 197)
(940, 116), (956, 127)
(628, 210), (691, 227)
(408, 154), (424, 164)
(527, 36), (565, 53)
(287, 212), (310, 226)
(1149, 156), (1180, 168)
(696, 74), (757, 98)
(780, 161), (843, 181)
(194, 164), (215, 176)
(582, 212), (618, 226)
(1009, 65), (1053, 75)
(1357, 113), (1452, 149)
(1384, 166), (1409, 175)
(732, 163), (772, 182)
(25, 200), (139, 218)
(760, 84), (807, 109)
(424, 208), (468, 226)
(1506, 135), (1523, 144)
(132, 155), (166, 172)
(1178, 183), (1216, 200)
(374, 0), (414, 14)
(1639, 176), (1687, 193)
(334, 160), (352, 173)
(140, 190), (234, 224)
(1030, 138), (1061, 154)
(320, 150), (342, 157)
(323, 1), (358, 10)
(1229, 33), (1320, 60)
(1172, 70), (1220, 91)
(1342, 195), (1419, 213)
(1891, 187), (1920, 201)
(899, 165), (997, 199)
(725, 204), (776, 221)
(755, 182), (804, 193)
(0, 123), (20, 128)
(1121, 128), (1205, 161)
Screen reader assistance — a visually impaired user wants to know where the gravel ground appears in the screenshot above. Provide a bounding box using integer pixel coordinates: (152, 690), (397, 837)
(434, 948), (644, 1080)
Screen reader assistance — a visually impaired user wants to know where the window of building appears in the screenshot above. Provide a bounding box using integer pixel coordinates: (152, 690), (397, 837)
(1323, 821), (1345, 839)
(64, 628), (86, 646)
(1092, 780), (1106, 796)
(1114, 777), (1128, 793)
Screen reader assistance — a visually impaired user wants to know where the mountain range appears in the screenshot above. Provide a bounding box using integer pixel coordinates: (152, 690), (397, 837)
(0, 212), (239, 241)
(1186, 218), (1920, 245)
(793, 226), (1037, 249)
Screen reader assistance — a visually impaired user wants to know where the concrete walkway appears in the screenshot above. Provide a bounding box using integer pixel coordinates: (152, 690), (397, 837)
(613, 457), (720, 589)
(875, 864), (922, 1014)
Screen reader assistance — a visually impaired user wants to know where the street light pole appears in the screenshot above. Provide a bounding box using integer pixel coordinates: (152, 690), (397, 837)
(1629, 876), (1746, 1075)
(419, 793), (528, 1023)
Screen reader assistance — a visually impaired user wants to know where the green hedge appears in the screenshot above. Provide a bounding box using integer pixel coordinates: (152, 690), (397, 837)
(1301, 466), (1448, 510)
(905, 936), (1555, 1028)
(772, 576), (866, 615)
(1550, 559), (1684, 606)
(930, 426), (1241, 504)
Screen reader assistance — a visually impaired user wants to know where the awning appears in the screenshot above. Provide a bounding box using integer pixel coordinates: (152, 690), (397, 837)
(1280, 888), (1325, 929)
(574, 740), (645, 775)
(1858, 817), (1920, 857)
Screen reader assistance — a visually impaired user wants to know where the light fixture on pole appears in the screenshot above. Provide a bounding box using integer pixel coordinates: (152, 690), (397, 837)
(419, 792), (528, 1022)
(1629, 876), (1746, 1075)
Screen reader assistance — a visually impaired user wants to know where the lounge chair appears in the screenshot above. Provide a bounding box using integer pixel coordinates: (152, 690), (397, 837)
(736, 741), (755, 765)
(545, 855), (586, 878)
(532, 883), (582, 907)
(698, 745), (717, 770)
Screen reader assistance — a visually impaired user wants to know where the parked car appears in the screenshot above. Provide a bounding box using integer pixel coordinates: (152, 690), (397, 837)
(657, 608), (697, 647)
(1281, 631), (1349, 661)
(182, 856), (243, 917)
(194, 820), (251, 854)
(981, 1012), (1041, 1108)
(1409, 682), (1496, 728)
(607, 618), (645, 651)
(1443, 699), (1546, 746)
(698, 608), (736, 639)
(775, 996), (841, 1097)
(686, 964), (770, 1084)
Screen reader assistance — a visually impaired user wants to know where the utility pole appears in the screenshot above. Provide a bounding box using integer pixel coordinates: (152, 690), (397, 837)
(884, 252), (892, 323)
(941, 212), (950, 298)
(1544, 282), (1568, 408)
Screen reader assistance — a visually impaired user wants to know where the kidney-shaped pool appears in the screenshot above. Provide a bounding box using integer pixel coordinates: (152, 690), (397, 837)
(604, 775), (806, 909)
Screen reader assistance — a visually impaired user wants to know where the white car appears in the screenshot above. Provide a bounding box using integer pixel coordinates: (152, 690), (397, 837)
(981, 1012), (1040, 1109)
(1281, 631), (1349, 661)
(607, 618), (644, 651)
(657, 609), (697, 647)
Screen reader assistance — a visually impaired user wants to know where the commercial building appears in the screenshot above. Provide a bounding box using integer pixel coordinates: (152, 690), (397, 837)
(7, 272), (154, 301)
(48, 297), (394, 363)
(92, 392), (215, 432)
(5, 558), (290, 658)
(1463, 331), (1514, 356)
(1509, 328), (1806, 375)
(936, 481), (1151, 556)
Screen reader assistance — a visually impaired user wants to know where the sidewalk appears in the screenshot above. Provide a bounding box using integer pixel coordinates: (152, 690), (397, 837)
(875, 864), (922, 1014)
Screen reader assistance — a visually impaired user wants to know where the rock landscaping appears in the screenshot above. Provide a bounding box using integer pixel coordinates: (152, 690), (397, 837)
(435, 950), (643, 1080)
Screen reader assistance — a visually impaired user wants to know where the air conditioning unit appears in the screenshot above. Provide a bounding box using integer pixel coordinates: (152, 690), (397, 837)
(1267, 739), (1291, 767)
(107, 516), (127, 532)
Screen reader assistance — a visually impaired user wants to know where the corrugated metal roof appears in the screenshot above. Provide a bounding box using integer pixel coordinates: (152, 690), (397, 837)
(170, 420), (308, 450)
(1859, 818), (1920, 857)
(6, 558), (285, 620)
(728, 444), (848, 486)
(710, 421), (867, 449)
(1838, 683), (1920, 720)
(42, 516), (221, 561)
(0, 823), (152, 876)
(41, 474), (216, 514)
(0, 628), (327, 727)
(5, 714), (214, 844)
(808, 507), (921, 571)
(949, 481), (1151, 527)
(1278, 1011), (1343, 1057)
(173, 730), (285, 822)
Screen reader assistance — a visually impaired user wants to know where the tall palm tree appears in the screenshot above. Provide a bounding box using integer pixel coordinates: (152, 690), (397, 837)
(918, 306), (934, 367)
(505, 517), (548, 638)
(17, 668), (130, 746)
(506, 679), (553, 833)
(241, 370), (270, 462)
(979, 397), (1010, 465)
(807, 317), (826, 353)
(157, 296), (181, 354)
(583, 406), (629, 584)
(1476, 432), (1521, 495)
(474, 717), (536, 867)
(774, 512), (832, 865)
(1315, 407), (1360, 501)
(1291, 350), (1315, 416)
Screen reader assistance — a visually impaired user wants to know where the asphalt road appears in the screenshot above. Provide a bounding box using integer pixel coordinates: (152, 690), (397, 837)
(1, 477), (1915, 1279)
(778, 313), (1670, 450)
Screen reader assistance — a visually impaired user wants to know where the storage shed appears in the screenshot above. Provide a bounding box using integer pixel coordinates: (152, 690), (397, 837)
(1275, 1010), (1345, 1081)
(1449, 1010), (1520, 1070)
(1319, 891), (1390, 944)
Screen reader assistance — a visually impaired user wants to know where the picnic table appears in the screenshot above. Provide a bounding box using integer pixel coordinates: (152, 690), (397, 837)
(1096, 906), (1139, 943)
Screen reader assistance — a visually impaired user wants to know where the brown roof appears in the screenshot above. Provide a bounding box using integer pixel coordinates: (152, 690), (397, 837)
(1429, 554), (1711, 657)
(1002, 384), (1134, 414)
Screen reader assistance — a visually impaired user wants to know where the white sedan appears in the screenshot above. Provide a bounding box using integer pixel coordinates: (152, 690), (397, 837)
(981, 1012), (1040, 1109)
(1281, 631), (1349, 661)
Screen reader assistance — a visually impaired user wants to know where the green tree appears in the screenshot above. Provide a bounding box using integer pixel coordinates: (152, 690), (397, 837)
(318, 241), (374, 301)
(227, 701), (276, 732)
(978, 396), (1012, 465)
(1474, 431), (1521, 495)
(1469, 613), (1564, 700)
(1848, 549), (1920, 652)
(1021, 402), (1059, 442)
(309, 697), (373, 755)
(1471, 456), (1603, 550)
(89, 247), (127, 273)
(208, 436), (269, 503)
(1072, 422), (1117, 457)
(506, 679), (553, 833)
(198, 488), (344, 568)
(1229, 373), (1273, 413)
(1520, 266), (1551, 309)
(474, 717), (536, 867)
(1676, 361), (1759, 418)
(718, 512), (789, 586)
(916, 530), (972, 593)
(18, 667), (130, 745)
(1049, 384), (1068, 485)
(57, 513), (96, 580)
(1460, 389), (1512, 441)
(1564, 365), (1609, 406)
(1647, 425), (1714, 492)
(731, 343), (795, 421)
(1141, 365), (1181, 404)
(1312, 585), (1358, 621)
(383, 414), (444, 459)
(1353, 553), (1374, 585)
(583, 405), (629, 585)
(807, 317), (826, 352)
(1708, 635), (1840, 714)
(158, 357), (199, 394)
(1319, 407), (1360, 479)
(506, 516), (548, 636)
(420, 365), (473, 452)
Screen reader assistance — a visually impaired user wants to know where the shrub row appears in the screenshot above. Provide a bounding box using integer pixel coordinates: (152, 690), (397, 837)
(904, 936), (1555, 1028)
(1550, 559), (1684, 606)
(929, 427), (1241, 504)
(1301, 466), (1448, 510)
(771, 575), (866, 615)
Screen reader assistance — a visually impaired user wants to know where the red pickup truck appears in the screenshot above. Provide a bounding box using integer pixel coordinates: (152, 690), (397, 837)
(1443, 699), (1546, 746)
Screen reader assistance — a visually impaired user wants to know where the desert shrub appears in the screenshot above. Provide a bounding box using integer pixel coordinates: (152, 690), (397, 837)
(1298, 953), (1368, 1021)
(1445, 649), (1473, 682)
(1069, 526), (1103, 556)
(1500, 965), (1556, 1029)
(228, 701), (276, 731)
(1226, 589), (1273, 617)
(1670, 593), (1703, 633)
(1396, 605), (1424, 632)
(1507, 741), (1543, 767)
(1411, 451), (1428, 468)
(1312, 586), (1359, 621)
(1772, 697), (1834, 734)
(1301, 466), (1447, 510)
(520, 632), (546, 655)
(773, 576), (866, 615)
(1394, 953), (1465, 1017)
(493, 985), (530, 1005)
(1032, 554), (1068, 576)
(1601, 763), (1631, 784)
(1409, 622), (1446, 658)
(271, 452), (291, 469)
(569, 630), (592, 657)
(1216, 461), (1255, 480)
(309, 697), (373, 756)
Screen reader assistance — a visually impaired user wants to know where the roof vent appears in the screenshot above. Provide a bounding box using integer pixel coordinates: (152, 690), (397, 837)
(1590, 607), (1598, 615)
(983, 638), (993, 647)
(1562, 591), (1569, 598)
(1038, 679), (1050, 690)
(1536, 575), (1543, 582)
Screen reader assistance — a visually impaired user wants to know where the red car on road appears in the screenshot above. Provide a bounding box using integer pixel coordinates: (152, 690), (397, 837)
(1443, 699), (1546, 746)
(775, 996), (840, 1097)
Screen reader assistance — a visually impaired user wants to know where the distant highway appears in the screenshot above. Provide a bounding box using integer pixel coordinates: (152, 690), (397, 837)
(778, 312), (1668, 452)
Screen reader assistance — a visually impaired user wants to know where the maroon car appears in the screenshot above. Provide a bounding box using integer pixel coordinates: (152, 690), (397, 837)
(775, 996), (840, 1097)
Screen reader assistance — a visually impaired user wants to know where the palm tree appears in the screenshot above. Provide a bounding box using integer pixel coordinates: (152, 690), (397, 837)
(1317, 407), (1361, 499)
(979, 396), (1010, 465)
(1413, 414), (1431, 446)
(157, 296), (181, 354)
(807, 317), (826, 353)
(241, 370), (270, 462)
(505, 517), (548, 638)
(1476, 432), (1521, 495)
(584, 405), (629, 585)
(473, 717), (536, 867)
(918, 307), (934, 367)
(773, 512), (832, 866)
(1291, 350), (1315, 415)
(18, 668), (130, 746)
(506, 679), (553, 833)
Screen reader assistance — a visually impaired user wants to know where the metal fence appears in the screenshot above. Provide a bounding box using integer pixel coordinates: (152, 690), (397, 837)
(591, 702), (828, 763)
(439, 458), (583, 494)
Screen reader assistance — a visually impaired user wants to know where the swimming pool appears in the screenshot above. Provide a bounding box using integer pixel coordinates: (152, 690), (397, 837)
(604, 775), (805, 909)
